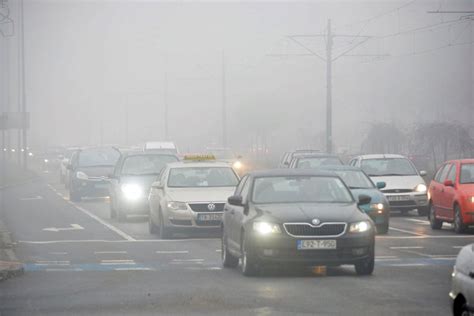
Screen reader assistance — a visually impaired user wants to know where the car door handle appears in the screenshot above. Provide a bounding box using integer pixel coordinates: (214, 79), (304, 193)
(469, 272), (474, 279)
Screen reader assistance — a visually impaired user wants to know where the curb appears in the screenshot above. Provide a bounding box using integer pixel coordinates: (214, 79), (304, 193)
(0, 249), (24, 281)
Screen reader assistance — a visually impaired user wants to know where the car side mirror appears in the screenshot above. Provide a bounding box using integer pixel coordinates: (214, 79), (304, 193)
(151, 181), (163, 189)
(420, 170), (427, 176)
(358, 194), (372, 205)
(443, 179), (454, 187)
(376, 182), (386, 189)
(228, 195), (243, 206)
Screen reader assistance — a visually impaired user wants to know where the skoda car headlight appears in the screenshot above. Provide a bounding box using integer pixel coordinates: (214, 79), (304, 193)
(76, 171), (88, 180)
(167, 201), (188, 211)
(121, 183), (143, 201)
(253, 222), (281, 235)
(349, 221), (371, 233)
(414, 184), (427, 193)
(370, 203), (384, 211)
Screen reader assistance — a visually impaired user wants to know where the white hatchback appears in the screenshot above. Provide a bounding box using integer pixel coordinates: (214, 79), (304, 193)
(450, 244), (474, 316)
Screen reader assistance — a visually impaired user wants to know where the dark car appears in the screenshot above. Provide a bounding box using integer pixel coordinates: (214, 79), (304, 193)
(109, 152), (179, 221)
(221, 169), (375, 276)
(67, 147), (120, 202)
(317, 166), (390, 234)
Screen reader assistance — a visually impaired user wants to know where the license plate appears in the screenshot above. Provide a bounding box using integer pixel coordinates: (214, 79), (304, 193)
(297, 240), (337, 250)
(387, 195), (411, 201)
(197, 213), (222, 221)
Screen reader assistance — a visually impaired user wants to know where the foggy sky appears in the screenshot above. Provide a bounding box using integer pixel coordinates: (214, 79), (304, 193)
(1, 0), (473, 156)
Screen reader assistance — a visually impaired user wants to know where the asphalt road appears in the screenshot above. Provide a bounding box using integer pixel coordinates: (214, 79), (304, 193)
(1, 171), (474, 315)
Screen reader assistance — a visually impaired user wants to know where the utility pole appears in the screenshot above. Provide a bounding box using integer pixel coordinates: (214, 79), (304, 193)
(270, 19), (382, 153)
(164, 72), (169, 140)
(19, 0), (27, 169)
(221, 50), (227, 148)
(326, 19), (333, 154)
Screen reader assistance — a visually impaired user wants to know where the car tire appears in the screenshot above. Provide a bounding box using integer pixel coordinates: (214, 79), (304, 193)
(69, 189), (82, 202)
(241, 235), (259, 276)
(429, 203), (443, 230)
(149, 214), (159, 234)
(222, 232), (239, 268)
(158, 211), (172, 239)
(376, 223), (389, 235)
(417, 206), (429, 217)
(454, 205), (466, 234)
(354, 246), (374, 276)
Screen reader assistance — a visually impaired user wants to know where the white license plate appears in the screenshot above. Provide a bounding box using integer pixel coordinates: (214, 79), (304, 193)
(197, 213), (222, 221)
(297, 240), (337, 250)
(387, 195), (411, 201)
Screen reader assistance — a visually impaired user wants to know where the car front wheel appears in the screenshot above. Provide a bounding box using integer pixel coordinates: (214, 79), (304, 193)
(454, 205), (466, 234)
(158, 211), (172, 239)
(354, 246), (374, 276)
(241, 235), (259, 276)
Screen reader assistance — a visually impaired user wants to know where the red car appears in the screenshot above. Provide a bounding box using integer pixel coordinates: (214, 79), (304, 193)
(428, 159), (474, 233)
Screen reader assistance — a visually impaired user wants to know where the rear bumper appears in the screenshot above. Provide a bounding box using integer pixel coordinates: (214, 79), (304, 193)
(73, 180), (109, 197)
(384, 193), (428, 211)
(247, 233), (374, 266)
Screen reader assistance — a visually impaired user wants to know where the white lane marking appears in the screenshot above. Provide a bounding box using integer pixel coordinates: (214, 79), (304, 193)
(43, 224), (84, 232)
(375, 256), (398, 259)
(46, 184), (135, 241)
(378, 235), (474, 240)
(100, 260), (135, 265)
(390, 246), (424, 249)
(430, 257), (457, 260)
(155, 251), (189, 254)
(35, 260), (70, 266)
(46, 268), (83, 272)
(389, 227), (426, 236)
(48, 252), (68, 255)
(71, 204), (136, 241)
(452, 246), (465, 249)
(172, 259), (204, 262)
(185, 267), (222, 271)
(389, 263), (427, 267)
(215, 249), (222, 253)
(95, 251), (128, 254)
(20, 195), (43, 201)
(404, 218), (430, 225)
(18, 238), (221, 244)
(115, 268), (153, 271)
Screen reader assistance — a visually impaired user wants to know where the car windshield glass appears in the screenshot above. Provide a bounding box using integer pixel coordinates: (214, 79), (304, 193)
(121, 155), (178, 176)
(252, 176), (353, 204)
(460, 164), (474, 184)
(296, 157), (342, 168)
(168, 167), (239, 188)
(361, 158), (417, 176)
(334, 170), (374, 189)
(78, 148), (120, 167)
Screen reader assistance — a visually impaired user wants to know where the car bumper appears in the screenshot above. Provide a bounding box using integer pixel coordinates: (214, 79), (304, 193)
(384, 192), (428, 211)
(247, 232), (374, 266)
(163, 209), (223, 230)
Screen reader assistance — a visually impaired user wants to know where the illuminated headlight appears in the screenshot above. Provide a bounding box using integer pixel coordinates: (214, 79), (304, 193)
(414, 184), (427, 193)
(349, 221), (371, 233)
(11, 149), (15, 152)
(233, 161), (243, 170)
(121, 184), (143, 200)
(28, 152), (33, 157)
(44, 159), (49, 163)
(167, 201), (188, 211)
(253, 222), (281, 235)
(76, 171), (88, 180)
(370, 203), (384, 211)
(469, 196), (474, 203)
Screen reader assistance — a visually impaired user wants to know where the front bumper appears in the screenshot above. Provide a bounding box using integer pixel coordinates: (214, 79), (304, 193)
(163, 208), (223, 230)
(247, 232), (374, 266)
(383, 192), (428, 211)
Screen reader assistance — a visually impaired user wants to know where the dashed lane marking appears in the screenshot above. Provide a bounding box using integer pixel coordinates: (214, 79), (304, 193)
(172, 259), (204, 262)
(48, 252), (68, 255)
(100, 260), (135, 265)
(390, 246), (424, 249)
(404, 218), (430, 225)
(156, 251), (189, 254)
(95, 251), (128, 254)
(46, 268), (83, 272)
(387, 263), (427, 267)
(388, 227), (426, 236)
(115, 267), (153, 271)
(35, 260), (70, 266)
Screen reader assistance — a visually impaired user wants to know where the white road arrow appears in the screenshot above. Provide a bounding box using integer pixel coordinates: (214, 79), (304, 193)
(42, 224), (84, 232)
